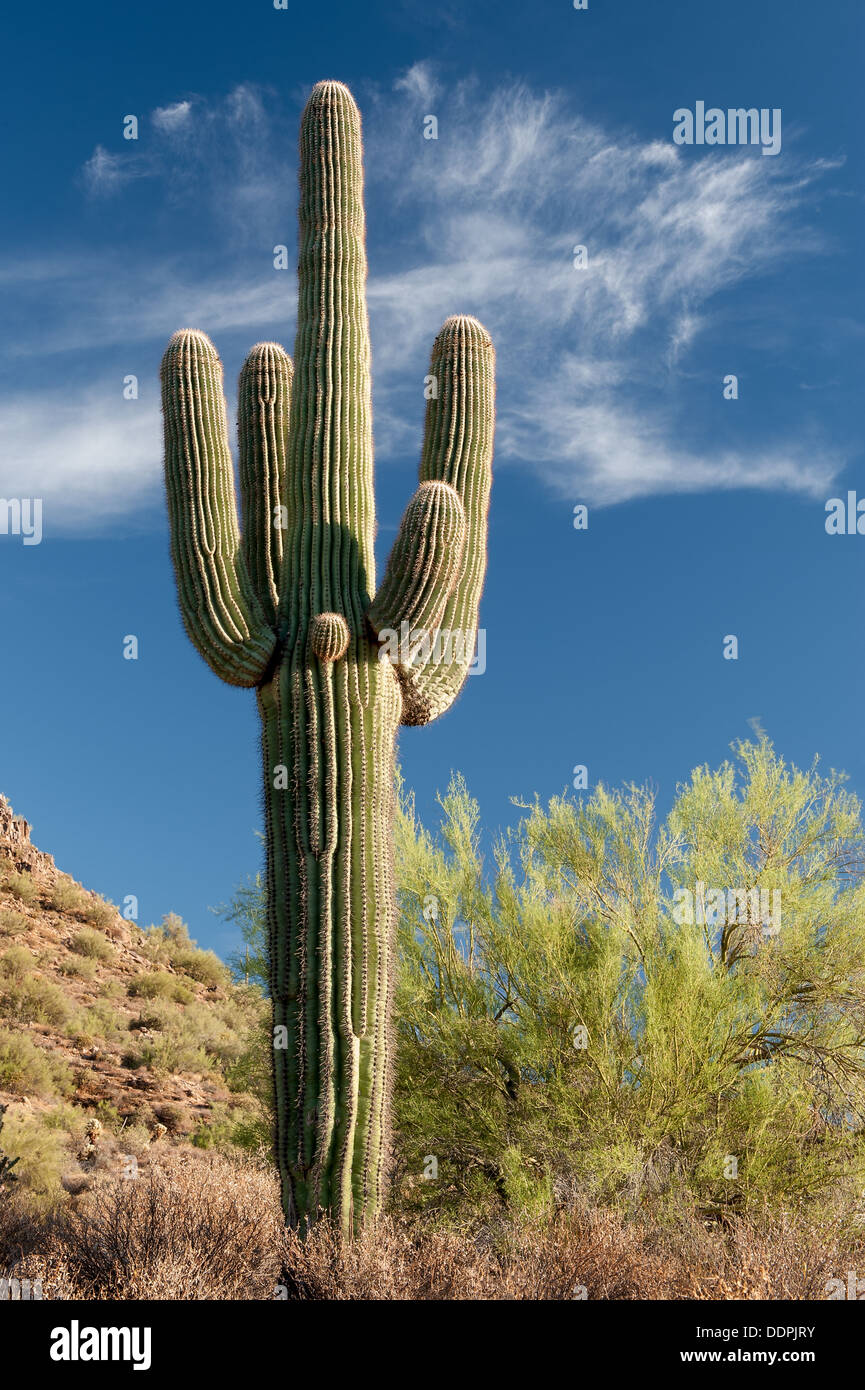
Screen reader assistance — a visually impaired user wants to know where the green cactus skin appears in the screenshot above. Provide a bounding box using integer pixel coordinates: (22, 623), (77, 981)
(160, 80), (494, 1235)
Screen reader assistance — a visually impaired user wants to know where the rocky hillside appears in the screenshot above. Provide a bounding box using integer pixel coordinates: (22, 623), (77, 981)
(0, 794), (268, 1208)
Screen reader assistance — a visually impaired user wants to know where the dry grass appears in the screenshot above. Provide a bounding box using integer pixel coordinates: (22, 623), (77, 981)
(1, 1148), (860, 1300)
(42, 1153), (282, 1299)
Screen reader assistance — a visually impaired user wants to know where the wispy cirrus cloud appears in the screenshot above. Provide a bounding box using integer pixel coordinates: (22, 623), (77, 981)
(0, 66), (850, 528)
(0, 384), (161, 529)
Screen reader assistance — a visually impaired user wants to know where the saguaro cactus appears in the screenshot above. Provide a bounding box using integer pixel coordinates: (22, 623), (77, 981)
(160, 80), (494, 1234)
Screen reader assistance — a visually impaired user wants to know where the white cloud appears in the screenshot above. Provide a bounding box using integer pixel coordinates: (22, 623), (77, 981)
(0, 385), (161, 532)
(393, 61), (439, 108)
(152, 100), (193, 133)
(498, 355), (841, 504)
(81, 145), (145, 196)
(2, 70), (848, 524)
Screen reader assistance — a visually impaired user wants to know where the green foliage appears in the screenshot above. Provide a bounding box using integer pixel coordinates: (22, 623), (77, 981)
(58, 955), (98, 980)
(390, 740), (865, 1224)
(0, 907), (30, 936)
(127, 972), (193, 1005)
(0, 1030), (72, 1097)
(0, 944), (35, 981)
(0, 1104), (20, 1190)
(49, 877), (85, 913)
(70, 928), (113, 962)
(214, 865), (269, 992)
(171, 947), (229, 989)
(0, 975), (73, 1028)
(81, 897), (120, 931)
(0, 1107), (68, 1209)
(2, 871), (39, 906)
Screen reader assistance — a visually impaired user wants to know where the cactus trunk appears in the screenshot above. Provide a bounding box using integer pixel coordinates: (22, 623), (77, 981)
(161, 80), (494, 1235)
(261, 645), (402, 1230)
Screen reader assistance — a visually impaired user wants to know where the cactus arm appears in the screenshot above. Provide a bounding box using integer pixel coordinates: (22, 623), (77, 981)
(374, 315), (495, 726)
(161, 329), (277, 687)
(366, 479), (466, 645)
(238, 342), (294, 629)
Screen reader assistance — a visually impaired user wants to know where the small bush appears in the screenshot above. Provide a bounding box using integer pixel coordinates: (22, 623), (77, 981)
(172, 948), (229, 989)
(152, 1102), (189, 1135)
(70, 928), (113, 962)
(0, 1030), (71, 1097)
(82, 898), (120, 933)
(2, 872), (39, 907)
(123, 1030), (211, 1076)
(0, 1108), (68, 1210)
(0, 945), (35, 982)
(49, 878), (85, 914)
(0, 977), (73, 1028)
(58, 955), (98, 981)
(128, 1000), (175, 1033)
(80, 1000), (125, 1041)
(120, 1049), (148, 1071)
(0, 908), (29, 937)
(53, 1153), (281, 1299)
(128, 972), (193, 1005)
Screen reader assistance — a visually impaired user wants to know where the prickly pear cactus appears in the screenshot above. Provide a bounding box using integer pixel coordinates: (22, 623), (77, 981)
(160, 80), (494, 1234)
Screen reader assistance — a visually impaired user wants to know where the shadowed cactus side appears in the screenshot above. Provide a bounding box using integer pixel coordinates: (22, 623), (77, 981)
(160, 80), (494, 1235)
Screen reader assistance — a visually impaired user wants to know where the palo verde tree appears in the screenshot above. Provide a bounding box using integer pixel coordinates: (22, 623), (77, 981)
(393, 740), (865, 1223)
(160, 81), (494, 1235)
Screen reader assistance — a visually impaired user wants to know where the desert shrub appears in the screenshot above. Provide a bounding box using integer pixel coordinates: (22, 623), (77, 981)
(81, 897), (120, 932)
(152, 1102), (189, 1135)
(124, 1026), (211, 1077)
(180, 1001), (243, 1067)
(53, 1153), (282, 1299)
(58, 955), (98, 980)
(0, 976), (72, 1028)
(0, 1109), (68, 1210)
(190, 1100), (266, 1154)
(141, 913), (194, 966)
(0, 945), (35, 982)
(2, 871), (39, 907)
(98, 978), (123, 999)
(0, 1030), (71, 1097)
(80, 999), (126, 1041)
(172, 948), (229, 989)
(0, 908), (30, 937)
(49, 878), (85, 914)
(120, 1049), (148, 1071)
(40, 1103), (90, 1143)
(128, 972), (193, 1005)
(64, 1007), (116, 1047)
(128, 999), (175, 1033)
(70, 928), (113, 962)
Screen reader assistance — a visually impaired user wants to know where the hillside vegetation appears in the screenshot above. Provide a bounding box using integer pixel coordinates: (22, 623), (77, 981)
(3, 740), (865, 1299)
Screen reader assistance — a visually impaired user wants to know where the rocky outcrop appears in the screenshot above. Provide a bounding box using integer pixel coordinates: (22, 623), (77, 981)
(0, 794), (56, 879)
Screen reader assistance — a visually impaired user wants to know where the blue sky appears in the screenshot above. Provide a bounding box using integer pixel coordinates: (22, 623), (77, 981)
(1, 0), (862, 955)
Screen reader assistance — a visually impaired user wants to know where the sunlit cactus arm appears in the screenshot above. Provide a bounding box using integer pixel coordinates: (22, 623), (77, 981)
(371, 315), (495, 726)
(238, 342), (294, 628)
(161, 330), (277, 686)
(366, 479), (466, 643)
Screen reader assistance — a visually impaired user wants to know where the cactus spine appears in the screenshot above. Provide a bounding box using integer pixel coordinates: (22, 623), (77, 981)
(160, 81), (494, 1234)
